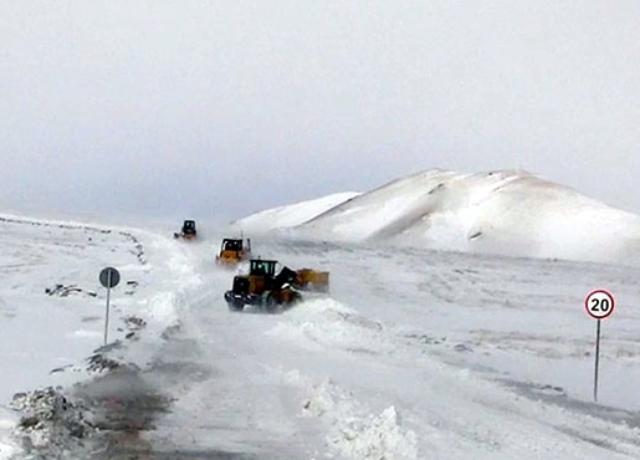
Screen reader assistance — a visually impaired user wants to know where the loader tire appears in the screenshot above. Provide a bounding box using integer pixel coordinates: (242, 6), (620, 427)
(228, 301), (244, 312)
(265, 293), (279, 313)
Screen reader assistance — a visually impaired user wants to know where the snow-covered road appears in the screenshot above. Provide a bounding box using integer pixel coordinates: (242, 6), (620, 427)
(145, 235), (640, 459)
(3, 216), (640, 459)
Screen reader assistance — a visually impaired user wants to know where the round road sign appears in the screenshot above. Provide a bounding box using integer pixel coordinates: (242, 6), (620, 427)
(99, 267), (121, 289)
(585, 290), (615, 320)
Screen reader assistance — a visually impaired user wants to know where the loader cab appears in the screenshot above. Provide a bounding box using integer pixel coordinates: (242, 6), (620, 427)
(250, 259), (277, 277)
(182, 220), (196, 235)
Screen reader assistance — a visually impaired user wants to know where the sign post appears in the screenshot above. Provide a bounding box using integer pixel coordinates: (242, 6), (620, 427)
(99, 267), (121, 346)
(584, 289), (615, 402)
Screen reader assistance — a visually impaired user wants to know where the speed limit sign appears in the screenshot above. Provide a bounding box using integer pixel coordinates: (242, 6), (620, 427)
(584, 289), (615, 403)
(585, 290), (615, 320)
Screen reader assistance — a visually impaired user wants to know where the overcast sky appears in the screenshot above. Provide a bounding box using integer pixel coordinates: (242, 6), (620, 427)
(1, 1), (639, 222)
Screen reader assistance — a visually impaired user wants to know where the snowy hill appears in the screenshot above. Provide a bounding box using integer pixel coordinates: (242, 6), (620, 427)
(234, 169), (640, 264)
(232, 191), (359, 233)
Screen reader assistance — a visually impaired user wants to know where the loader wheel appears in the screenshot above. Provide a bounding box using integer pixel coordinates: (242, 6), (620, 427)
(227, 301), (244, 312)
(265, 293), (279, 313)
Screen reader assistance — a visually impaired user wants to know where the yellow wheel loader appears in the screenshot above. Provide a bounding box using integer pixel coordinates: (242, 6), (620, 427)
(174, 220), (197, 240)
(224, 259), (300, 312)
(224, 259), (330, 312)
(216, 238), (251, 266)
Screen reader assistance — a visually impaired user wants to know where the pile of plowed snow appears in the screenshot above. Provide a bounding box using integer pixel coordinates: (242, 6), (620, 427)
(233, 169), (640, 264)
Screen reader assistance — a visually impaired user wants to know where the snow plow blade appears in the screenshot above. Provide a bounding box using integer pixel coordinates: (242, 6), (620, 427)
(295, 269), (330, 293)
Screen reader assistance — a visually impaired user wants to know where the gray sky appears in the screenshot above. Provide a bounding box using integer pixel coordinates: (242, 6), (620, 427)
(1, 1), (639, 222)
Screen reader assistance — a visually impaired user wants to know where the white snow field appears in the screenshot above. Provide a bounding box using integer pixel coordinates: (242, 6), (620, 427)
(0, 214), (200, 458)
(234, 169), (640, 265)
(3, 212), (640, 459)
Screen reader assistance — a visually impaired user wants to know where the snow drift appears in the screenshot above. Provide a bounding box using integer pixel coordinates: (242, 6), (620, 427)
(233, 169), (640, 264)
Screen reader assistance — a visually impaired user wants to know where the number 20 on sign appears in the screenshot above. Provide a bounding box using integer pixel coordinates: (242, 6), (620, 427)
(584, 289), (615, 402)
(585, 290), (615, 320)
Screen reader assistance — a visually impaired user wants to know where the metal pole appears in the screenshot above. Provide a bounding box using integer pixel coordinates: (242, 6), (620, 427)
(594, 319), (601, 402)
(104, 271), (111, 346)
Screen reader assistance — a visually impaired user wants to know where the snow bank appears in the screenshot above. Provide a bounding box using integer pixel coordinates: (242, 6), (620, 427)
(0, 412), (17, 460)
(268, 299), (416, 457)
(235, 169), (640, 264)
(232, 192), (359, 234)
(303, 379), (418, 460)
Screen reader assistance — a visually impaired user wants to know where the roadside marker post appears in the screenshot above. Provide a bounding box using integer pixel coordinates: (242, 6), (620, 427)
(584, 289), (615, 402)
(99, 267), (121, 346)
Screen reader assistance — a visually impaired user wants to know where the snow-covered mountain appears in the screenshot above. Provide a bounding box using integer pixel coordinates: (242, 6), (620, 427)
(232, 191), (359, 233)
(234, 169), (640, 264)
